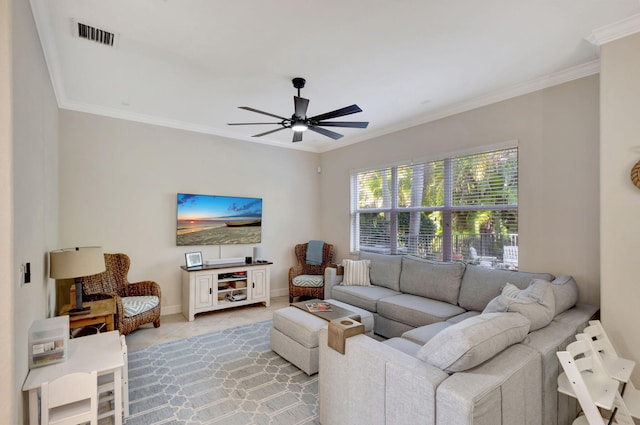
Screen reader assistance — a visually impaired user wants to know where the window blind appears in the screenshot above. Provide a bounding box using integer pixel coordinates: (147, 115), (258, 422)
(350, 147), (518, 267)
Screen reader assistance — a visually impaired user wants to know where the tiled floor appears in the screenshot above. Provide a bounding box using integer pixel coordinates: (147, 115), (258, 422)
(125, 296), (289, 351)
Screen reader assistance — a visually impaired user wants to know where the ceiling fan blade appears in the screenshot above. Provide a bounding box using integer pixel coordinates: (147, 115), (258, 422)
(308, 125), (344, 140)
(294, 96), (309, 118)
(252, 127), (287, 137)
(228, 122), (282, 125)
(309, 104), (363, 122)
(292, 131), (303, 143)
(316, 121), (369, 128)
(238, 106), (287, 120)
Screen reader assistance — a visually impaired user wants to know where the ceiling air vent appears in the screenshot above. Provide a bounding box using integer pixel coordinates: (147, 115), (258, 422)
(73, 20), (119, 47)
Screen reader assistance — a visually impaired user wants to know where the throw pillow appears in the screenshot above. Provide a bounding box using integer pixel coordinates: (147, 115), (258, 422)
(416, 312), (531, 373)
(342, 259), (371, 286)
(483, 280), (555, 331)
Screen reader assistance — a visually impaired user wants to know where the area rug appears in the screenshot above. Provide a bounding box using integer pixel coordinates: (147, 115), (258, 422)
(125, 320), (318, 425)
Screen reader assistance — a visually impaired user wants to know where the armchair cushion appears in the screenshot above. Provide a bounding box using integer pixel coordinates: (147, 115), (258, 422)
(122, 296), (159, 317)
(292, 275), (324, 288)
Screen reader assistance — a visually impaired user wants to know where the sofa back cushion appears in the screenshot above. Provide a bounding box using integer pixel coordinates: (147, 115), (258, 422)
(359, 251), (402, 291)
(400, 256), (465, 305)
(416, 312), (531, 373)
(549, 275), (579, 316)
(458, 265), (555, 312)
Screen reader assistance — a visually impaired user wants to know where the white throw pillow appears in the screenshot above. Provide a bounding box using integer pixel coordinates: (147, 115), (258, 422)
(342, 259), (371, 286)
(483, 280), (555, 331)
(416, 312), (530, 373)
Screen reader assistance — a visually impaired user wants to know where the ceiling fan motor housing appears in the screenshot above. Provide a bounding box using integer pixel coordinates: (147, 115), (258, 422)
(292, 77), (306, 89)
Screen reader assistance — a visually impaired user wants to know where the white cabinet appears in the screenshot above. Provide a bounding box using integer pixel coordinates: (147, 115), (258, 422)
(181, 262), (271, 321)
(251, 267), (267, 300)
(194, 273), (215, 310)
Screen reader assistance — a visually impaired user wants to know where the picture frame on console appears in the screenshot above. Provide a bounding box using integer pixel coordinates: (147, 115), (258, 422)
(185, 251), (203, 269)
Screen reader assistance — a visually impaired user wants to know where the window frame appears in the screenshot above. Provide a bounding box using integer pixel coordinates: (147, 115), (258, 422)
(350, 144), (518, 266)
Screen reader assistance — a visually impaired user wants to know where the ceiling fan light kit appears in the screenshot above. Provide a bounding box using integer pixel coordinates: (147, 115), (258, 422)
(228, 77), (369, 143)
(291, 120), (308, 132)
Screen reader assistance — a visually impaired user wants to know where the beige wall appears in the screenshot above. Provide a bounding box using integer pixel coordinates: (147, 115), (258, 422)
(320, 76), (601, 306)
(58, 111), (321, 313)
(7, 0), (60, 422)
(600, 32), (640, 384)
(0, 0), (14, 422)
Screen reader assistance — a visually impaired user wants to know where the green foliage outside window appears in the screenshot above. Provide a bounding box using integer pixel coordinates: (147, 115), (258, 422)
(352, 147), (518, 265)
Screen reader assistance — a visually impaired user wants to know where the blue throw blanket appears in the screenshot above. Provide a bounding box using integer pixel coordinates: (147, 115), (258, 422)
(306, 240), (325, 266)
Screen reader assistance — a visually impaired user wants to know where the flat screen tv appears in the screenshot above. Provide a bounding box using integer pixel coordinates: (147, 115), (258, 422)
(176, 193), (262, 246)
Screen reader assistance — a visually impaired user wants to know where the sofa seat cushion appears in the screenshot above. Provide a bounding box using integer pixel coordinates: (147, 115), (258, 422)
(402, 322), (453, 345)
(377, 294), (466, 328)
(399, 256), (465, 305)
(458, 265), (555, 312)
(446, 310), (480, 324)
(122, 296), (159, 317)
(331, 284), (401, 312)
(382, 337), (422, 357)
(417, 312), (531, 373)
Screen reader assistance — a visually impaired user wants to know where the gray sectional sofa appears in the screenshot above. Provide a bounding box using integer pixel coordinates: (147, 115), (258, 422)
(319, 251), (598, 425)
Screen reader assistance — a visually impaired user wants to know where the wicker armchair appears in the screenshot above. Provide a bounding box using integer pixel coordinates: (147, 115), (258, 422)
(80, 253), (161, 335)
(288, 242), (334, 303)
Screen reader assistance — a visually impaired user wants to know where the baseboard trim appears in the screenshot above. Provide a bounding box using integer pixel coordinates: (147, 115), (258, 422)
(161, 304), (182, 316)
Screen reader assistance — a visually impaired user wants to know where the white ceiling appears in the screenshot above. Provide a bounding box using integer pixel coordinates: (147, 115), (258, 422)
(30, 0), (640, 153)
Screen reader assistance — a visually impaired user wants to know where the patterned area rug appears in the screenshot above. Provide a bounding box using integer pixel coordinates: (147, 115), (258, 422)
(125, 320), (318, 425)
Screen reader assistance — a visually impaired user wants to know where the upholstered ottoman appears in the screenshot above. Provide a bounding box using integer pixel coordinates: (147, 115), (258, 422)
(270, 299), (374, 375)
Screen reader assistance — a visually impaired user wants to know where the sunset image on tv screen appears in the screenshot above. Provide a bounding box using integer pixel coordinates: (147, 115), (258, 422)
(176, 193), (262, 246)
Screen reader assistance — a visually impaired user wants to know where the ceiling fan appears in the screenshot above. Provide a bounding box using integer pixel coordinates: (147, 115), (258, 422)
(228, 77), (369, 143)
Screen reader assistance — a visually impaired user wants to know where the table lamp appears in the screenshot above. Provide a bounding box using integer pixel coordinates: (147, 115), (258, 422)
(50, 247), (106, 314)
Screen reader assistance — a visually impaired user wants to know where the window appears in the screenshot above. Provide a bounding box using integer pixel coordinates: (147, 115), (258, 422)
(350, 146), (518, 269)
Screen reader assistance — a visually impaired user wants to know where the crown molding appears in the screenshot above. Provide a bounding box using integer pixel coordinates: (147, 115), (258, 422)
(587, 13), (640, 46)
(58, 100), (320, 153)
(29, 0), (66, 109)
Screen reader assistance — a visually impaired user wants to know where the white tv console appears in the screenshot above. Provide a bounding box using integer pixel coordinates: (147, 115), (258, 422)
(181, 262), (272, 321)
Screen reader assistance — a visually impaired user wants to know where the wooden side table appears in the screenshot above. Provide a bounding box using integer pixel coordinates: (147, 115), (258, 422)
(59, 298), (116, 334)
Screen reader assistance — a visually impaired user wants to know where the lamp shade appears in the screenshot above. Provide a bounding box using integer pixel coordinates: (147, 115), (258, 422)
(49, 247), (106, 279)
